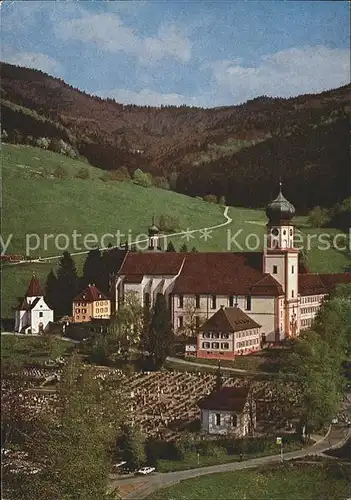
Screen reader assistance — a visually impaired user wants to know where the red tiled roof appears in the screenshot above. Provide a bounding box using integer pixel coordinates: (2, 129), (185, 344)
(200, 307), (261, 333)
(299, 272), (351, 296)
(250, 274), (284, 296)
(319, 272), (351, 293)
(198, 386), (250, 412)
(26, 275), (41, 297)
(73, 285), (109, 303)
(119, 252), (185, 276)
(172, 252), (282, 295)
(298, 274), (327, 296)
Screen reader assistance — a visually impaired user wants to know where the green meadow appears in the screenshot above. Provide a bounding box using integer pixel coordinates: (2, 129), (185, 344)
(148, 461), (351, 500)
(1, 144), (349, 320)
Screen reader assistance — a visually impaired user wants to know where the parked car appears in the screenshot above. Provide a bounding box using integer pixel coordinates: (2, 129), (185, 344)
(136, 467), (155, 475)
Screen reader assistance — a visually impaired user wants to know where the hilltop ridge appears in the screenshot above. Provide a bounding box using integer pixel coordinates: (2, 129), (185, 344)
(1, 61), (350, 209)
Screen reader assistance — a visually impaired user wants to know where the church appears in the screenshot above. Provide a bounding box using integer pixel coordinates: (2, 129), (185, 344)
(14, 274), (54, 334)
(114, 186), (350, 354)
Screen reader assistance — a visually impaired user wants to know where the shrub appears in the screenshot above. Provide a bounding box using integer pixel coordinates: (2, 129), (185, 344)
(100, 171), (112, 182)
(75, 167), (90, 180)
(133, 168), (152, 187)
(203, 194), (218, 204)
(218, 195), (226, 206)
(35, 137), (50, 149)
(53, 165), (68, 179)
(110, 167), (131, 182)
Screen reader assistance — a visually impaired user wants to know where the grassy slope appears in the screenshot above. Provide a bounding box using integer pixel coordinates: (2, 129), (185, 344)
(2, 144), (349, 319)
(148, 463), (351, 500)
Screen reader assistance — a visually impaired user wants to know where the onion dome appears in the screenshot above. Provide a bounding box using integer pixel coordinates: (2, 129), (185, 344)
(148, 216), (159, 236)
(266, 183), (295, 224)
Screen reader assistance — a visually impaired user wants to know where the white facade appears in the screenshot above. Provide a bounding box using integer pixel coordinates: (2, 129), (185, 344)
(200, 401), (255, 437)
(15, 295), (53, 334)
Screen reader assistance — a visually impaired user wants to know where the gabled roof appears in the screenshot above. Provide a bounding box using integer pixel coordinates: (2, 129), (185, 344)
(198, 386), (250, 412)
(30, 297), (41, 309)
(249, 274), (284, 296)
(200, 307), (261, 333)
(73, 285), (109, 303)
(26, 274), (41, 297)
(119, 252), (185, 276)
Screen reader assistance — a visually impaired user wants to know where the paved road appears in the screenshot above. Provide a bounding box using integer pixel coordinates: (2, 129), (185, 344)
(111, 423), (350, 500)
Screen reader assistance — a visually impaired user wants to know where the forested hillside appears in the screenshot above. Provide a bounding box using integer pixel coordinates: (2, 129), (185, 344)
(1, 62), (350, 210)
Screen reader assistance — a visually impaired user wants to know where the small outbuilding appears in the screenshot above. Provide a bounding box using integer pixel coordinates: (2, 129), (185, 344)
(198, 386), (256, 437)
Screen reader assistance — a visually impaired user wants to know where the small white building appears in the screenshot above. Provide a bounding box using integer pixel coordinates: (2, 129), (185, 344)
(14, 274), (53, 334)
(199, 386), (256, 437)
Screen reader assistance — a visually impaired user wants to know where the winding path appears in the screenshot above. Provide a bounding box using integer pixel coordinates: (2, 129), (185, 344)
(111, 422), (351, 500)
(6, 206), (233, 265)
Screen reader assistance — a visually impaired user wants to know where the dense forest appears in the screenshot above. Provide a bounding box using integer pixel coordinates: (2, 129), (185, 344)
(1, 61), (350, 210)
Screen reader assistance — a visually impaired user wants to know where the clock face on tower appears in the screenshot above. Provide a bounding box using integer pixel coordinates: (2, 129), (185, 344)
(271, 228), (279, 237)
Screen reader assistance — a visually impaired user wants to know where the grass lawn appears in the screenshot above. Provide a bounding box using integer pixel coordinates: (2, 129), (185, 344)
(156, 438), (303, 473)
(1, 334), (77, 368)
(148, 461), (351, 499)
(2, 144), (349, 318)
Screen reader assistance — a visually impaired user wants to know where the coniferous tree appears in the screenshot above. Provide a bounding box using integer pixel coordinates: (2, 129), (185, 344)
(82, 248), (105, 290)
(179, 243), (188, 252)
(44, 269), (58, 314)
(148, 293), (174, 369)
(191, 246), (198, 252)
(56, 251), (79, 317)
(166, 241), (176, 252)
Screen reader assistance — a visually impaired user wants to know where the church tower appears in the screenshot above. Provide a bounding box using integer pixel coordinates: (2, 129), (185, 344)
(148, 217), (162, 251)
(263, 183), (299, 338)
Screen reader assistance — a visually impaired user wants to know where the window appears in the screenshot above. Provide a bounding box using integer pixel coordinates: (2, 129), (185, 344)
(211, 295), (216, 309)
(273, 265), (278, 274)
(292, 290), (294, 298)
(245, 296), (252, 311)
(195, 295), (200, 308)
(221, 333), (229, 339)
(291, 265), (295, 274)
(221, 342), (229, 349)
(231, 414), (237, 427)
(211, 342), (220, 349)
(77, 308), (80, 313)
(39, 312), (43, 318)
(144, 293), (150, 307)
(215, 413), (221, 426)
(212, 332), (219, 339)
(202, 342), (210, 349)
(203, 333), (211, 339)
(178, 295), (183, 308)
(178, 316), (184, 328)
(229, 295), (234, 307)
(82, 316), (86, 320)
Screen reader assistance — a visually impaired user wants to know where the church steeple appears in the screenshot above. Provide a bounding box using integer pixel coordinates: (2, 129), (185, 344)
(148, 216), (162, 251)
(266, 182), (295, 226)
